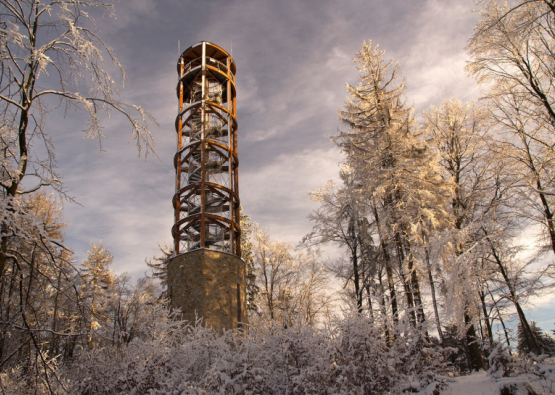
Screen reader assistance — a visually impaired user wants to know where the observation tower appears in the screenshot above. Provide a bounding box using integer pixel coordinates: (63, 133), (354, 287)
(168, 42), (246, 332)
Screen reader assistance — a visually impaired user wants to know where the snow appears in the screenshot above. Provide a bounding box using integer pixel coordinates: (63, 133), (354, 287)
(421, 358), (555, 395)
(440, 372), (500, 395)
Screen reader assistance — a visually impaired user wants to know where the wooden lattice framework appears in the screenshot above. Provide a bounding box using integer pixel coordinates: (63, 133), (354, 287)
(172, 42), (240, 256)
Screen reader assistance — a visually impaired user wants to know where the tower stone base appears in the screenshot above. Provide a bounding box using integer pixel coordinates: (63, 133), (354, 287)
(167, 249), (247, 333)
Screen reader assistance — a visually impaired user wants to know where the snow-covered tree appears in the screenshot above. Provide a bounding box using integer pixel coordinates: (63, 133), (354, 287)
(0, 0), (156, 277)
(0, 191), (79, 390)
(308, 168), (372, 314)
(80, 241), (115, 349)
(467, 0), (555, 256)
(334, 41), (450, 336)
(466, 0), (555, 354)
(240, 207), (259, 313)
(251, 226), (331, 328)
(423, 99), (500, 363)
(518, 320), (555, 355)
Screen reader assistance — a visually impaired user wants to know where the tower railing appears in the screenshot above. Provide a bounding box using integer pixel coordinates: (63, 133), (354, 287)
(173, 42), (240, 256)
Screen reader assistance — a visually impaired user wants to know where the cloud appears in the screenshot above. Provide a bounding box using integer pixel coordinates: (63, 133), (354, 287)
(241, 147), (343, 243)
(399, 0), (481, 109)
(48, 0), (483, 281)
(26, 0), (553, 332)
(51, 110), (174, 277)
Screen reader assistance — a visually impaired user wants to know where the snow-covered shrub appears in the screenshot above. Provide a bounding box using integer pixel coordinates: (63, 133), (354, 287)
(488, 342), (517, 378)
(441, 324), (472, 374)
(487, 353), (555, 395)
(65, 309), (454, 394)
(328, 314), (394, 393)
(0, 358), (69, 395)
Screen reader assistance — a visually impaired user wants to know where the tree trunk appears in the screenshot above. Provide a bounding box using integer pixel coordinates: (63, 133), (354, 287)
(377, 269), (392, 344)
(520, 133), (555, 256)
(372, 200), (398, 324)
(405, 237), (425, 326)
(349, 218), (363, 313)
(484, 229), (542, 355)
(479, 287), (493, 344)
(365, 283), (374, 319)
(489, 289), (512, 353)
(0, 261), (16, 362)
(464, 313), (487, 371)
(50, 266), (63, 356)
(1, 49), (36, 279)
(394, 232), (417, 327)
(425, 247), (443, 341)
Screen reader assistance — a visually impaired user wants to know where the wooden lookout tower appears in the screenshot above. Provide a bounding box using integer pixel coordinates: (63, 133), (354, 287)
(168, 41), (246, 333)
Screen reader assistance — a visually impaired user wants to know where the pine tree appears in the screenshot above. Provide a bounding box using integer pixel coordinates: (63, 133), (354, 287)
(80, 241), (115, 349)
(518, 320), (555, 356)
(240, 207), (259, 313)
(146, 241), (173, 289)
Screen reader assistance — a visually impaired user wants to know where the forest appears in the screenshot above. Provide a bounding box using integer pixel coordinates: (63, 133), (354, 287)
(2, 0), (555, 394)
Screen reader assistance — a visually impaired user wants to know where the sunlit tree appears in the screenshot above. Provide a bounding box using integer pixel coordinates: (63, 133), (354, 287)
(80, 241), (114, 349)
(335, 41), (450, 337)
(0, 0), (156, 277)
(467, 0), (555, 255)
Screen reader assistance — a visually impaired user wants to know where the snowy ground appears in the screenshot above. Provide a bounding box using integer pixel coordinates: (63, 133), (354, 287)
(440, 372), (508, 394)
(421, 358), (555, 395)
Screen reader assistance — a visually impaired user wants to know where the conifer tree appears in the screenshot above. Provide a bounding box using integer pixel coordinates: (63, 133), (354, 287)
(518, 320), (555, 356)
(240, 207), (259, 313)
(146, 241), (173, 290)
(80, 241), (115, 349)
(334, 41), (450, 336)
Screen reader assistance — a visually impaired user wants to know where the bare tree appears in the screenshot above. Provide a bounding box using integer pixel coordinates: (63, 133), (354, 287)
(467, 0), (555, 255)
(0, 0), (157, 276)
(251, 226), (331, 327)
(308, 169), (369, 313)
(110, 274), (160, 348)
(0, 191), (77, 391)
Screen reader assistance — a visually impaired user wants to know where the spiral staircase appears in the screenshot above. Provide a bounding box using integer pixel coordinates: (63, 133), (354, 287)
(173, 41), (240, 256)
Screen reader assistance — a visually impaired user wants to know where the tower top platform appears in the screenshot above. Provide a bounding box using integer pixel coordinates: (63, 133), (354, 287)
(177, 41), (236, 75)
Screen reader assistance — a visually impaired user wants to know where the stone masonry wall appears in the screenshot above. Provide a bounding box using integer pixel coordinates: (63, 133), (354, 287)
(167, 249), (247, 333)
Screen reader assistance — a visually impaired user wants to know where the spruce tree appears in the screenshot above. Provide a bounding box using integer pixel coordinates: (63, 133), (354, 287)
(518, 321), (555, 356)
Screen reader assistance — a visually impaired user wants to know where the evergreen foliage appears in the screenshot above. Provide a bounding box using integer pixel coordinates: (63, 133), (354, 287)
(517, 321), (555, 356)
(240, 207), (259, 313)
(145, 241), (173, 289)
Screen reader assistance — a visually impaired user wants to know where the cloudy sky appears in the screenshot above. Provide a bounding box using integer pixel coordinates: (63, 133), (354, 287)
(45, 1), (554, 330)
